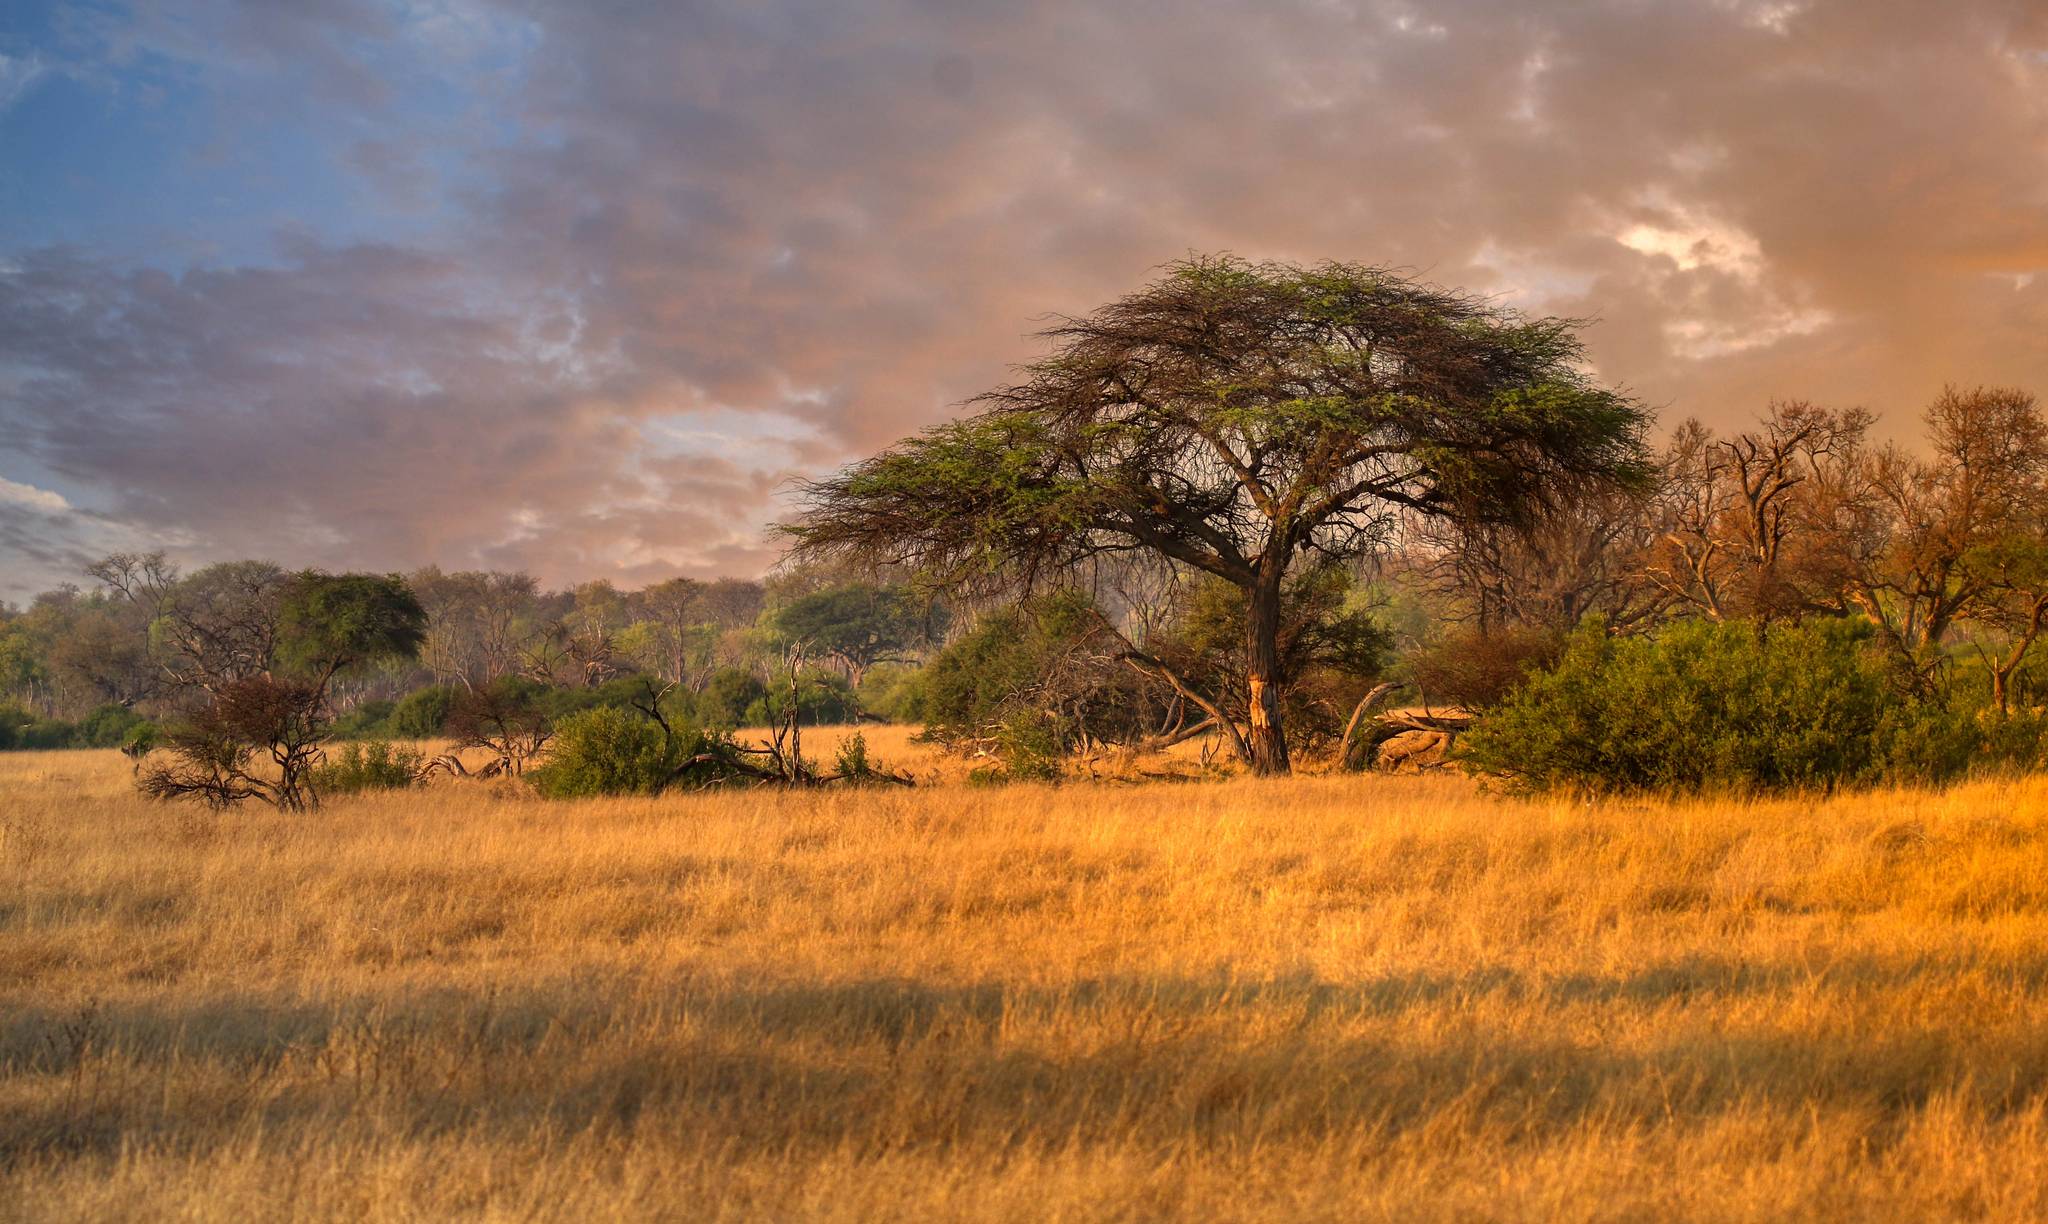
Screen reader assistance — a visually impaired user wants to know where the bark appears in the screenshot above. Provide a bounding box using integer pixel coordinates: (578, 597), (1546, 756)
(1244, 576), (1290, 776)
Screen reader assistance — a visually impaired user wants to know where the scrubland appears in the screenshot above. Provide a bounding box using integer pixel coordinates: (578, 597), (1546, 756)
(8, 730), (2048, 1221)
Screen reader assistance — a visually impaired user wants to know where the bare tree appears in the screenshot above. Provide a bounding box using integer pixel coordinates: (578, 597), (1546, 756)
(1843, 387), (2048, 669)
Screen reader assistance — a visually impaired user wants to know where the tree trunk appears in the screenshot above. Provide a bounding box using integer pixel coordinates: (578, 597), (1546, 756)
(1244, 578), (1290, 776)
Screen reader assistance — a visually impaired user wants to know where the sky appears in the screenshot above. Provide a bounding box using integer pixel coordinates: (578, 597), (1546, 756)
(2, 0), (2047, 603)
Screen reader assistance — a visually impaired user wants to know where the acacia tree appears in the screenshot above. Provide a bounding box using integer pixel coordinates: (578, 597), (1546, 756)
(786, 256), (1651, 774)
(136, 570), (426, 810)
(770, 583), (924, 686)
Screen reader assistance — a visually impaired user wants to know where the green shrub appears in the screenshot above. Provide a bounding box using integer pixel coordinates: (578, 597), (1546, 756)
(16, 716), (74, 749)
(530, 706), (703, 798)
(856, 663), (927, 723)
(309, 740), (423, 795)
(121, 721), (161, 755)
(329, 698), (396, 740)
(1460, 617), (1947, 795)
(831, 731), (903, 784)
(921, 592), (1156, 769)
(694, 668), (767, 728)
(71, 703), (147, 748)
(743, 670), (861, 727)
(391, 685), (459, 738)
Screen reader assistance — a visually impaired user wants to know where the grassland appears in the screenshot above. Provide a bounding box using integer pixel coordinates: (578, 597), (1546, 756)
(9, 729), (2048, 1220)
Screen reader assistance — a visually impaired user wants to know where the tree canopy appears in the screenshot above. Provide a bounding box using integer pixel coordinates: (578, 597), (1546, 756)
(788, 255), (1652, 773)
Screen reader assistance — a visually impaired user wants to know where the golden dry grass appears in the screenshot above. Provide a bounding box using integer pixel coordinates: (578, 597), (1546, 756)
(9, 736), (2048, 1220)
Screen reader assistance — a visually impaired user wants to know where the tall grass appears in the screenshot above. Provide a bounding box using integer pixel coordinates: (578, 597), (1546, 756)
(7, 739), (2048, 1220)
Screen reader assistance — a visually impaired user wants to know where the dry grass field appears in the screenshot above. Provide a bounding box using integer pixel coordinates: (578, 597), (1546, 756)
(9, 729), (2048, 1220)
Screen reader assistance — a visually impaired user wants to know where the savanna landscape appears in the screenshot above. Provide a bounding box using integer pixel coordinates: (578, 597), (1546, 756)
(16, 736), (2048, 1222)
(11, 2), (2048, 1221)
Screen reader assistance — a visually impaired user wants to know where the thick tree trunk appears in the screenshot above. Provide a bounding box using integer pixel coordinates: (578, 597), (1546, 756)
(1245, 578), (1290, 776)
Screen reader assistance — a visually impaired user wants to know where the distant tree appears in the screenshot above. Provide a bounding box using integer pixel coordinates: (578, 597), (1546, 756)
(787, 256), (1652, 773)
(1844, 386), (2048, 671)
(1959, 532), (2048, 714)
(90, 554), (290, 692)
(1645, 403), (1873, 624)
(770, 583), (925, 686)
(135, 570), (426, 810)
(444, 676), (555, 776)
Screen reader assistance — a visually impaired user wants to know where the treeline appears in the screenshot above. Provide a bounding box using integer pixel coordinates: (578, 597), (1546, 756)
(0, 563), (934, 749)
(13, 387), (2048, 797)
(828, 384), (2048, 791)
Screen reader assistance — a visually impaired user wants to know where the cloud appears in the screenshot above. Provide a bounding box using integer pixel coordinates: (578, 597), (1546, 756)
(4, 0), (2048, 600)
(0, 476), (70, 514)
(0, 51), (47, 113)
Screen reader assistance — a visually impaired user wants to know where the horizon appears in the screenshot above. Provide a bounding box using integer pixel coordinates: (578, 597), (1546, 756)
(5, 0), (2048, 604)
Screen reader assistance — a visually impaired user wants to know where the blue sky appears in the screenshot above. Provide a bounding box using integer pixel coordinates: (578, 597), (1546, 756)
(3, 0), (2047, 602)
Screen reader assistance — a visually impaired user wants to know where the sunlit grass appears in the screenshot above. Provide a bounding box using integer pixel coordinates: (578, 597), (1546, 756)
(7, 744), (2048, 1219)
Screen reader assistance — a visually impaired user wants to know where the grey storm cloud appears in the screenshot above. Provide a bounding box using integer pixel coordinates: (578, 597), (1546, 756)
(4, 0), (2048, 600)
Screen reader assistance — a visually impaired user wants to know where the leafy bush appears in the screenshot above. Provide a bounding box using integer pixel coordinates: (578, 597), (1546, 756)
(693, 668), (767, 728)
(923, 592), (1163, 769)
(529, 706), (732, 798)
(329, 699), (396, 740)
(1460, 617), (1946, 795)
(744, 670), (861, 727)
(71, 703), (146, 748)
(121, 721), (161, 755)
(309, 740), (423, 795)
(15, 716), (75, 749)
(856, 663), (927, 723)
(390, 685), (458, 738)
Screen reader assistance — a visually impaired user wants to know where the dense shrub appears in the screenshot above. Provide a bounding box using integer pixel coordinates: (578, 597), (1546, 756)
(390, 685), (458, 738)
(693, 668), (767, 728)
(528, 706), (738, 798)
(856, 663), (927, 723)
(1460, 617), (1951, 795)
(743, 671), (861, 727)
(309, 741), (423, 795)
(72, 703), (146, 748)
(329, 699), (396, 740)
(923, 592), (1164, 761)
(0, 703), (156, 750)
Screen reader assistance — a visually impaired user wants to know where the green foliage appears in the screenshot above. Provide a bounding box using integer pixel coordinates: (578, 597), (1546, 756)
(921, 591), (1157, 775)
(275, 572), (428, 679)
(855, 663), (927, 723)
(72, 703), (150, 749)
(1460, 617), (1947, 795)
(743, 671), (861, 727)
(528, 706), (736, 798)
(693, 668), (767, 727)
(830, 731), (902, 784)
(309, 741), (423, 795)
(771, 584), (932, 678)
(390, 685), (457, 738)
(121, 721), (160, 754)
(0, 704), (93, 749)
(328, 699), (396, 740)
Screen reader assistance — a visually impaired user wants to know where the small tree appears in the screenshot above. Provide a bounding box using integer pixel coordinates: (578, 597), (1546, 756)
(770, 583), (925, 686)
(135, 571), (426, 811)
(140, 676), (326, 809)
(787, 256), (1650, 774)
(444, 676), (555, 776)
